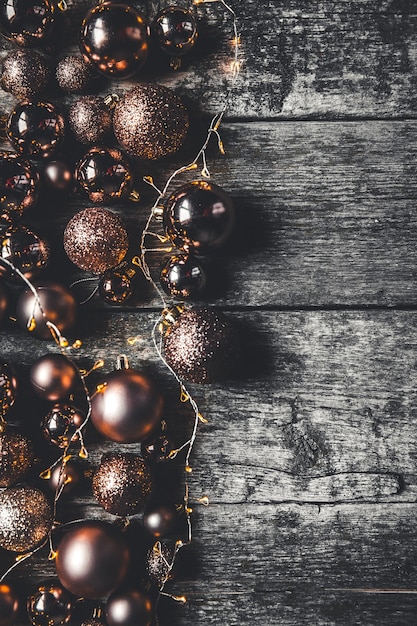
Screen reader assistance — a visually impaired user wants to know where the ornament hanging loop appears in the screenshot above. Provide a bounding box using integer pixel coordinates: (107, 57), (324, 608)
(116, 354), (130, 370)
(104, 93), (120, 109)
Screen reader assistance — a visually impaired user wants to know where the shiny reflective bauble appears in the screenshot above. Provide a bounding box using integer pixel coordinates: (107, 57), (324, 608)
(164, 180), (235, 252)
(43, 161), (73, 192)
(56, 55), (94, 94)
(16, 281), (77, 340)
(48, 459), (85, 496)
(160, 254), (206, 299)
(98, 263), (133, 305)
(42, 404), (85, 447)
(0, 282), (8, 325)
(1, 49), (51, 100)
(106, 588), (153, 626)
(27, 581), (73, 626)
(91, 368), (163, 443)
(0, 0), (56, 47)
(80, 2), (149, 79)
(0, 152), (39, 218)
(0, 583), (20, 626)
(143, 503), (182, 539)
(75, 147), (132, 204)
(0, 486), (52, 552)
(30, 354), (79, 401)
(141, 432), (173, 463)
(0, 226), (50, 283)
(68, 96), (113, 145)
(55, 520), (130, 599)
(0, 431), (35, 487)
(154, 7), (198, 57)
(0, 363), (18, 416)
(6, 101), (65, 159)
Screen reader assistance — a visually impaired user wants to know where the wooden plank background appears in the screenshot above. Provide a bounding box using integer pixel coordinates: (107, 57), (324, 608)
(2, 0), (417, 624)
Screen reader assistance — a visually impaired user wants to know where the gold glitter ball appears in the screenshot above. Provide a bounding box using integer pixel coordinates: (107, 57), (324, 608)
(0, 431), (35, 487)
(0, 486), (53, 552)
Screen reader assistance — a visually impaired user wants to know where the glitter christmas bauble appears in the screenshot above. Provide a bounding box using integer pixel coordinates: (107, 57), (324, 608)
(146, 542), (175, 586)
(42, 404), (85, 447)
(68, 96), (113, 145)
(56, 55), (94, 94)
(30, 354), (79, 401)
(163, 307), (239, 383)
(0, 0), (57, 47)
(6, 101), (65, 159)
(75, 147), (132, 204)
(0, 431), (35, 487)
(64, 208), (128, 274)
(16, 281), (77, 340)
(0, 486), (52, 552)
(153, 7), (198, 58)
(27, 581), (74, 626)
(112, 84), (188, 160)
(0, 225), (50, 283)
(160, 254), (206, 299)
(0, 152), (39, 218)
(106, 588), (153, 626)
(93, 452), (152, 517)
(0, 363), (18, 416)
(1, 49), (51, 100)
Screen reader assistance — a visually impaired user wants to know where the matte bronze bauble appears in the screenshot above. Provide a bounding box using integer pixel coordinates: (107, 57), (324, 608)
(0, 226), (50, 283)
(0, 363), (18, 416)
(98, 263), (133, 305)
(56, 55), (94, 94)
(0, 152), (39, 218)
(113, 84), (188, 160)
(68, 96), (113, 146)
(27, 581), (73, 626)
(0, 431), (35, 487)
(64, 208), (129, 275)
(143, 504), (182, 539)
(75, 147), (132, 204)
(0, 583), (20, 626)
(0, 486), (52, 552)
(0, 282), (8, 325)
(106, 588), (153, 626)
(30, 354), (79, 401)
(43, 161), (73, 192)
(91, 368), (163, 443)
(6, 101), (65, 159)
(0, 0), (56, 47)
(55, 520), (130, 599)
(153, 7), (198, 58)
(42, 403), (85, 447)
(164, 180), (235, 252)
(16, 281), (77, 340)
(80, 2), (149, 79)
(48, 458), (85, 496)
(1, 49), (50, 100)
(160, 254), (206, 299)
(92, 452), (152, 517)
(163, 307), (239, 383)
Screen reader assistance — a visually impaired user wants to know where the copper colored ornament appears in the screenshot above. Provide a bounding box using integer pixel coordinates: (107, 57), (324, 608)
(113, 84), (188, 160)
(98, 263), (133, 305)
(80, 2), (149, 79)
(0, 282), (8, 325)
(143, 503), (182, 539)
(0, 363), (18, 416)
(160, 254), (206, 299)
(1, 49), (50, 100)
(43, 161), (73, 192)
(0, 486), (52, 552)
(56, 55), (94, 94)
(164, 180), (235, 252)
(55, 520), (130, 599)
(0, 0), (57, 47)
(92, 452), (152, 517)
(68, 96), (113, 145)
(153, 7), (198, 58)
(6, 101), (65, 159)
(27, 581), (73, 626)
(75, 147), (133, 204)
(0, 583), (20, 626)
(0, 152), (39, 218)
(16, 281), (77, 340)
(0, 226), (50, 283)
(48, 459), (84, 496)
(0, 431), (35, 487)
(42, 403), (85, 447)
(162, 307), (239, 383)
(146, 542), (175, 587)
(106, 588), (153, 626)
(91, 364), (163, 443)
(30, 354), (79, 401)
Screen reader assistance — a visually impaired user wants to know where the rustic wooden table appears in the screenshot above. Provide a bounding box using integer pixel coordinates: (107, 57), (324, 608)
(2, 0), (417, 624)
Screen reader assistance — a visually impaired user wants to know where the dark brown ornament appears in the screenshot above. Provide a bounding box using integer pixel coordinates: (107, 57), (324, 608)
(16, 281), (77, 340)
(146, 542), (175, 587)
(1, 49), (50, 100)
(143, 504), (182, 539)
(43, 161), (73, 192)
(164, 180), (235, 252)
(0, 152), (39, 218)
(0, 486), (52, 552)
(113, 84), (188, 160)
(0, 282), (8, 325)
(106, 588), (153, 626)
(6, 101), (65, 159)
(160, 254), (206, 299)
(56, 55), (94, 94)
(42, 404), (85, 447)
(48, 458), (85, 496)
(55, 520), (130, 599)
(153, 7), (198, 58)
(0, 363), (18, 416)
(0, 583), (20, 626)
(163, 307), (239, 383)
(98, 263), (133, 305)
(80, 2), (149, 79)
(30, 354), (79, 401)
(0, 431), (35, 487)
(91, 366), (163, 443)
(64, 208), (129, 275)
(68, 96), (113, 145)
(27, 581), (73, 626)
(141, 431), (172, 464)
(0, 226), (50, 283)
(75, 147), (132, 204)
(0, 0), (57, 47)
(93, 452), (152, 517)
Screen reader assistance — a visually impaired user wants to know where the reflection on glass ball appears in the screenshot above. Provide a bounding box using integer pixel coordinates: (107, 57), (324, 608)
(0, 0), (57, 47)
(6, 101), (65, 159)
(0, 152), (39, 218)
(160, 254), (206, 299)
(75, 147), (132, 203)
(27, 581), (73, 626)
(0, 226), (50, 283)
(154, 7), (198, 57)
(42, 404), (85, 448)
(98, 263), (133, 305)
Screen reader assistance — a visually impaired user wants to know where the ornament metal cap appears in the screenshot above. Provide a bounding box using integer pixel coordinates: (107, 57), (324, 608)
(159, 305), (185, 333)
(116, 354), (130, 370)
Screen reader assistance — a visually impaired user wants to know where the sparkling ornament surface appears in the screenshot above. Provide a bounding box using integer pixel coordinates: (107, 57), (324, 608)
(0, 583), (20, 626)
(0, 226), (50, 283)
(0, 152), (39, 218)
(0, 486), (52, 552)
(42, 403), (85, 447)
(6, 101), (65, 159)
(160, 254), (206, 299)
(154, 7), (198, 57)
(69, 96), (113, 145)
(92, 452), (152, 517)
(56, 55), (94, 94)
(1, 49), (50, 100)
(30, 354), (79, 401)
(164, 180), (235, 251)
(48, 458), (84, 496)
(146, 542), (175, 587)
(64, 208), (128, 274)
(43, 161), (73, 192)
(98, 263), (133, 305)
(27, 581), (73, 626)
(80, 2), (149, 79)
(105, 588), (153, 626)
(75, 147), (132, 203)
(0, 431), (35, 487)
(113, 84), (188, 160)
(55, 520), (130, 599)
(16, 281), (77, 340)
(0, 363), (18, 416)
(0, 0), (56, 46)
(163, 307), (239, 383)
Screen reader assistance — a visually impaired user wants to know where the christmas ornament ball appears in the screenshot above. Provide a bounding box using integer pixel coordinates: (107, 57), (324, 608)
(75, 147), (132, 204)
(143, 503), (182, 539)
(0, 152), (39, 217)
(42, 403), (85, 448)
(106, 588), (153, 626)
(30, 354), (79, 401)
(63, 208), (129, 274)
(0, 0), (57, 47)
(154, 7), (198, 57)
(56, 55), (94, 94)
(160, 254), (206, 299)
(43, 161), (73, 192)
(0, 226), (50, 283)
(141, 431), (173, 464)
(93, 452), (152, 517)
(69, 96), (113, 145)
(55, 520), (130, 599)
(16, 281), (77, 340)
(98, 263), (133, 305)
(1, 49), (51, 100)
(113, 84), (188, 160)
(0, 486), (52, 552)
(27, 581), (74, 626)
(0, 362), (18, 415)
(48, 459), (85, 496)
(6, 101), (65, 159)
(0, 431), (35, 487)
(0, 283), (8, 325)
(0, 583), (20, 626)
